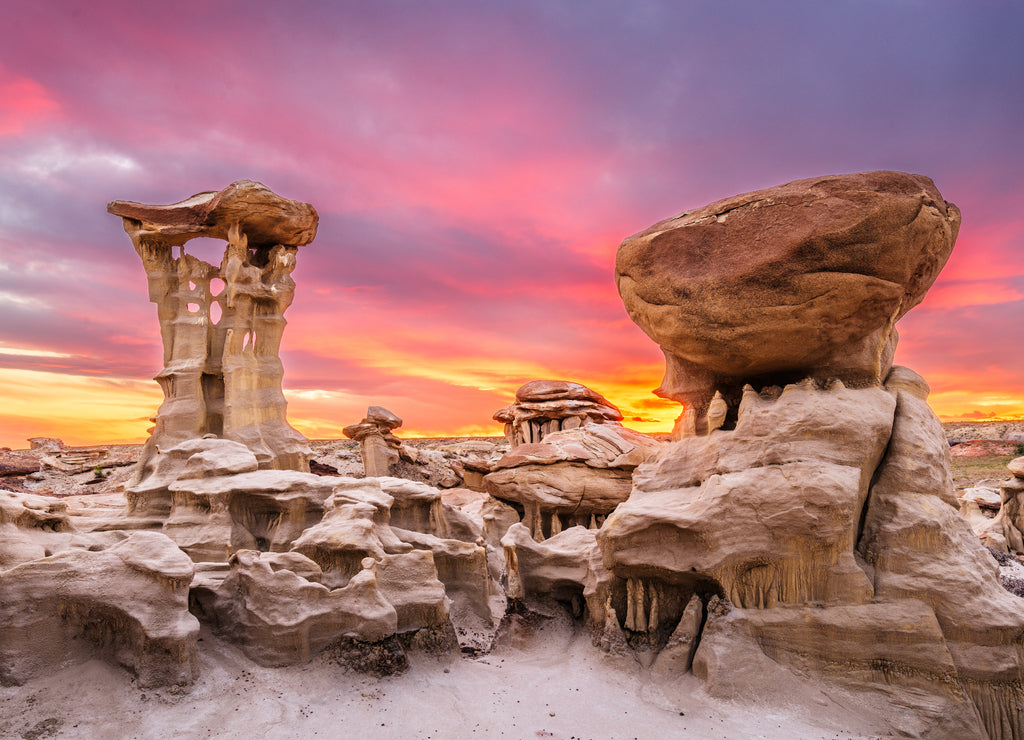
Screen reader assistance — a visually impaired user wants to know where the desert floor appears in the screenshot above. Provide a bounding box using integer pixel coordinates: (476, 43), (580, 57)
(1, 613), (886, 740)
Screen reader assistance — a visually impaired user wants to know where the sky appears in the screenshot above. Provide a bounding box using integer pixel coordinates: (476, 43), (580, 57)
(0, 0), (1022, 448)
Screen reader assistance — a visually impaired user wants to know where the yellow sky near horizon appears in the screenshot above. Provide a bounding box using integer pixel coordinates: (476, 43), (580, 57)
(1, 366), (1021, 451)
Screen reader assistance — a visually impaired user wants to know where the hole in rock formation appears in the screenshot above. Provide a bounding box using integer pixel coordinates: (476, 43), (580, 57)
(209, 300), (222, 325)
(57, 602), (139, 670)
(200, 374), (225, 437)
(298, 547), (366, 590)
(247, 245), (273, 268)
(185, 237), (230, 267)
(209, 277), (225, 297)
(186, 303), (201, 314)
(228, 492), (323, 554)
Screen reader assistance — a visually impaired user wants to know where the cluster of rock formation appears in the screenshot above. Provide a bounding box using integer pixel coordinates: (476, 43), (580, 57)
(493, 380), (624, 446)
(2, 172), (1020, 739)
(0, 183), (509, 688)
(502, 172), (1022, 738)
(962, 456), (1024, 555)
(486, 381), (661, 541)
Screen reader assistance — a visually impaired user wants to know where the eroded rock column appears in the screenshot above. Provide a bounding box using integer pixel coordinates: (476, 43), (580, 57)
(108, 181), (318, 491)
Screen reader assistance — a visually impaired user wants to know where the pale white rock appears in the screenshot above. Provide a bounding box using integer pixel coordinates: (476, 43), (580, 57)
(959, 486), (1003, 510)
(0, 531), (198, 687)
(601, 382), (894, 608)
(125, 438), (259, 517)
(163, 470), (339, 561)
(190, 549), (396, 667)
(374, 550), (451, 633)
(692, 597), (987, 739)
(650, 594), (703, 677)
(502, 523), (611, 627)
(0, 491), (76, 569)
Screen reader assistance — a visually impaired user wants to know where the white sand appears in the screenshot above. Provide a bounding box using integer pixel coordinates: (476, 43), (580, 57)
(0, 614), (884, 740)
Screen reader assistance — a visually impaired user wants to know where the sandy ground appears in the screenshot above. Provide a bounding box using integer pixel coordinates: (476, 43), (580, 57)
(0, 615), (882, 740)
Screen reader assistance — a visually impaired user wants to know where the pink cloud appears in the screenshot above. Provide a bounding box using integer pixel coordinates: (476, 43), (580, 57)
(0, 65), (60, 136)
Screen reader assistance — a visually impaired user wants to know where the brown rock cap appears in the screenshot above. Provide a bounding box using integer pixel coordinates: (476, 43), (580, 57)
(616, 171), (960, 417)
(107, 180), (318, 247)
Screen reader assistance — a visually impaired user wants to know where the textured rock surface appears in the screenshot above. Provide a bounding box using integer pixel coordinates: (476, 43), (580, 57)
(595, 368), (1024, 739)
(502, 523), (610, 626)
(0, 531), (198, 687)
(190, 550), (397, 666)
(485, 421), (662, 542)
(0, 491), (76, 569)
(109, 181), (316, 493)
(602, 380), (891, 608)
(616, 171), (960, 431)
(164, 470), (338, 561)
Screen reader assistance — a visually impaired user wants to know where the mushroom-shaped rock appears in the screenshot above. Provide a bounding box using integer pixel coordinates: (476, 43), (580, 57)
(616, 171), (960, 428)
(344, 407), (409, 477)
(111, 181), (316, 492)
(494, 380), (624, 448)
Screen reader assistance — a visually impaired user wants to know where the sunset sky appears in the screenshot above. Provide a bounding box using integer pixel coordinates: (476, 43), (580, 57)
(1, 1), (1022, 448)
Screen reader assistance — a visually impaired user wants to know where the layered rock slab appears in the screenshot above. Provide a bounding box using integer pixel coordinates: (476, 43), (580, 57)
(486, 421), (662, 541)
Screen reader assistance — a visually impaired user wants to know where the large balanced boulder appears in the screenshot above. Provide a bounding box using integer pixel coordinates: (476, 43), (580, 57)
(571, 172), (1024, 739)
(615, 171), (961, 433)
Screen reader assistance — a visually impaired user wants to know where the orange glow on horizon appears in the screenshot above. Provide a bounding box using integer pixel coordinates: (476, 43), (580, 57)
(0, 368), (161, 449)
(3, 362), (1023, 451)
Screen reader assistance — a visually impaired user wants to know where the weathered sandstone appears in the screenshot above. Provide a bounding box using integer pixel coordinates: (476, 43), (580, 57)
(0, 531), (198, 687)
(494, 380), (623, 448)
(616, 171), (960, 433)
(486, 422), (662, 541)
(109, 181), (316, 494)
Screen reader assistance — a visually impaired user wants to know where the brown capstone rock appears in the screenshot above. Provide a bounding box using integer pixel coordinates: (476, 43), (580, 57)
(615, 171), (960, 433)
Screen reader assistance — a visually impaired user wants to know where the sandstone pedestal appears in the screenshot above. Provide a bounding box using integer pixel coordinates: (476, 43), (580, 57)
(108, 181), (318, 494)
